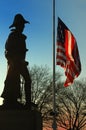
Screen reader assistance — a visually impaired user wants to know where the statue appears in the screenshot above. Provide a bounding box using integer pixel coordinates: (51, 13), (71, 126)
(1, 14), (31, 109)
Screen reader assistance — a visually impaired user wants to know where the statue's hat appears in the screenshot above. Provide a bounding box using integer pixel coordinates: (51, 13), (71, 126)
(9, 14), (30, 28)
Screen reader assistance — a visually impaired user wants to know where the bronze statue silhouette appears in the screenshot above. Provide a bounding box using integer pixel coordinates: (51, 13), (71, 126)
(1, 14), (31, 109)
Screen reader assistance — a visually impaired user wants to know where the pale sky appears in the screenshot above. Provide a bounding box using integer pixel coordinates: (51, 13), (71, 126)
(0, 0), (86, 95)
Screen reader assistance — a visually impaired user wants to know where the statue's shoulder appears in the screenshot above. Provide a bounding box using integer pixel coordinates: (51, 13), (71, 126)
(8, 30), (17, 39)
(9, 30), (27, 40)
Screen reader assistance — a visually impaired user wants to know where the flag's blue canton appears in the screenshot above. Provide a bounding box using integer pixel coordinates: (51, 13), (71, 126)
(57, 21), (65, 44)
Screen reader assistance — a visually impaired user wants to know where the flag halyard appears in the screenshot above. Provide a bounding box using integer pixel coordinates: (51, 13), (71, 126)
(56, 17), (81, 87)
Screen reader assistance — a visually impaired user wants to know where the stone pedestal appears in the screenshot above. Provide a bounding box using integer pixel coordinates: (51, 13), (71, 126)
(0, 110), (42, 130)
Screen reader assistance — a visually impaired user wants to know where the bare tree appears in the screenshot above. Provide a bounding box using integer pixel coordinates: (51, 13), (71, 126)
(30, 65), (62, 129)
(56, 80), (86, 130)
(28, 65), (86, 130)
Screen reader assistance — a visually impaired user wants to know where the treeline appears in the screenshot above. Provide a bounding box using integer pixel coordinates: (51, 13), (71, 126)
(26, 65), (86, 130)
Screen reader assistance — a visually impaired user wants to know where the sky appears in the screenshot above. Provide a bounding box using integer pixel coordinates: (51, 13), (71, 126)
(0, 0), (86, 95)
(0, 0), (85, 130)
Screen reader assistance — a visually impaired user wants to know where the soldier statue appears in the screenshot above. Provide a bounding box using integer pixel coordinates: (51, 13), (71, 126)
(1, 14), (31, 109)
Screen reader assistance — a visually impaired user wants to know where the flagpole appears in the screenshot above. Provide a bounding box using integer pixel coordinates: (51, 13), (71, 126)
(52, 0), (55, 113)
(52, 0), (57, 130)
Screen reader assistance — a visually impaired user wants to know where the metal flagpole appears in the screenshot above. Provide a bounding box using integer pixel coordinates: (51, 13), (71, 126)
(52, 0), (57, 130)
(52, 0), (55, 113)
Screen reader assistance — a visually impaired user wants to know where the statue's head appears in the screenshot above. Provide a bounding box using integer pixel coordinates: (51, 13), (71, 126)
(9, 14), (30, 29)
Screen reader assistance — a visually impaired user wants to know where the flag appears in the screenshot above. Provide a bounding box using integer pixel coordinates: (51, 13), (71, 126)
(56, 17), (81, 87)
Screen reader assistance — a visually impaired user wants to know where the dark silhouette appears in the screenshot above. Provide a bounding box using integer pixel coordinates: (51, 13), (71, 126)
(1, 14), (31, 109)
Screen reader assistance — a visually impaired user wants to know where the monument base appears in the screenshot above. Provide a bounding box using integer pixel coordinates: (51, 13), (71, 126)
(0, 109), (42, 130)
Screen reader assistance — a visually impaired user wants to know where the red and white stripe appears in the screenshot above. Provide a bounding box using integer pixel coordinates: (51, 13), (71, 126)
(56, 29), (81, 87)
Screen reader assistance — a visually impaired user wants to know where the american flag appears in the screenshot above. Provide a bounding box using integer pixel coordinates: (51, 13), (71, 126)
(56, 17), (81, 87)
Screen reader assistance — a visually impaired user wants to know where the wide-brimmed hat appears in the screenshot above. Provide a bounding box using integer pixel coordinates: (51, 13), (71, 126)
(9, 14), (30, 28)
